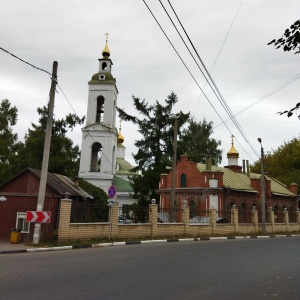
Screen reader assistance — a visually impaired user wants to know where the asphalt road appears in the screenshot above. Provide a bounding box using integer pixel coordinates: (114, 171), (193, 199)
(1, 237), (299, 300)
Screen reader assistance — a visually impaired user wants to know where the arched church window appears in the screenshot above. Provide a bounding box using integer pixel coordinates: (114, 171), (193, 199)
(96, 96), (104, 122)
(181, 174), (187, 187)
(102, 62), (107, 70)
(90, 142), (102, 172)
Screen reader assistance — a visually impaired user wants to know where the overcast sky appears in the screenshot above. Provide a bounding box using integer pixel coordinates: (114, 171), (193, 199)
(1, 0), (299, 168)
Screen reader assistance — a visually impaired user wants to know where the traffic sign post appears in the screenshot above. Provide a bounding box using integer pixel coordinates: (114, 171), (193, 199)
(108, 185), (117, 199)
(26, 211), (51, 223)
(107, 185), (117, 240)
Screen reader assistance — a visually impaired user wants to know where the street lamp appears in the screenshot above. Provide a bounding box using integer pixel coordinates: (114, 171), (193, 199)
(258, 138), (266, 235)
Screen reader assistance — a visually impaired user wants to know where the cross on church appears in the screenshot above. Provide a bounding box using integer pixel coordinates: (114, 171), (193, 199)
(105, 32), (109, 42)
(230, 134), (235, 145)
(119, 119), (122, 132)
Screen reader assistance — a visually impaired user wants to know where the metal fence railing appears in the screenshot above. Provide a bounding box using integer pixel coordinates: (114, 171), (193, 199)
(119, 205), (149, 223)
(70, 202), (109, 223)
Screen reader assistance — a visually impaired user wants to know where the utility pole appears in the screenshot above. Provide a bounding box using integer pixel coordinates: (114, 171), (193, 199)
(170, 118), (178, 223)
(258, 138), (266, 235)
(33, 61), (58, 245)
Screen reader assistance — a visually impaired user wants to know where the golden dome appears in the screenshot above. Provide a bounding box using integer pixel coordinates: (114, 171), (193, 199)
(227, 135), (239, 157)
(118, 132), (124, 144)
(227, 145), (239, 156)
(102, 33), (110, 58)
(117, 120), (124, 144)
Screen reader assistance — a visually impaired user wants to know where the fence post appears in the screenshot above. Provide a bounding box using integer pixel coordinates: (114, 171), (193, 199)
(231, 205), (239, 234)
(149, 204), (158, 237)
(269, 207), (275, 234)
(182, 204), (190, 236)
(110, 203), (119, 239)
(58, 197), (72, 242)
(283, 208), (289, 233)
(251, 206), (258, 233)
(209, 208), (217, 236)
(297, 209), (300, 232)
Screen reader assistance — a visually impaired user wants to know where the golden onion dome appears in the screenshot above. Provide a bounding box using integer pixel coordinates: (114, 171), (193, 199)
(117, 132), (124, 144)
(102, 34), (110, 58)
(227, 135), (239, 157)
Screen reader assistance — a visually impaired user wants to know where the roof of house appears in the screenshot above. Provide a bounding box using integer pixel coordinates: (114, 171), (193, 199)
(196, 164), (295, 197)
(1, 168), (92, 199)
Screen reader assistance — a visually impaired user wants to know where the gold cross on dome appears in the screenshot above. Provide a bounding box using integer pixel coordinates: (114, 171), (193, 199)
(231, 134), (235, 145)
(119, 119), (122, 132)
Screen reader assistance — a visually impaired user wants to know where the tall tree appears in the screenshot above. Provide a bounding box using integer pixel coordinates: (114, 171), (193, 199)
(250, 138), (300, 187)
(0, 99), (22, 185)
(18, 106), (85, 178)
(268, 19), (300, 118)
(178, 118), (222, 165)
(117, 92), (190, 203)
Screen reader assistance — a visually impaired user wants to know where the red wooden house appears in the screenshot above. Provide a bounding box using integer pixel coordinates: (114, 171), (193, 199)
(0, 168), (91, 242)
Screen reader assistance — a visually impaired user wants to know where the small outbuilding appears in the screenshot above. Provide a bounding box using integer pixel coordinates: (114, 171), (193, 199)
(0, 168), (92, 242)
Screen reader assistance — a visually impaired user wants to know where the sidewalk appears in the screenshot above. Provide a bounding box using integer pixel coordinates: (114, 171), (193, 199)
(0, 242), (34, 254)
(1, 234), (299, 254)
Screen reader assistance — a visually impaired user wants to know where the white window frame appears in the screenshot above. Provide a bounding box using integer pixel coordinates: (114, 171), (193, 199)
(16, 212), (30, 233)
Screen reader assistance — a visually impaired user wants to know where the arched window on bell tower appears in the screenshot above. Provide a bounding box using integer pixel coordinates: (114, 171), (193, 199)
(102, 62), (107, 70)
(90, 142), (102, 172)
(96, 96), (104, 123)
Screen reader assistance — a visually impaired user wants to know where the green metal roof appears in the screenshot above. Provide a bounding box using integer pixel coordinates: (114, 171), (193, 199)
(116, 158), (135, 174)
(113, 175), (132, 193)
(196, 163), (296, 196)
(88, 72), (116, 84)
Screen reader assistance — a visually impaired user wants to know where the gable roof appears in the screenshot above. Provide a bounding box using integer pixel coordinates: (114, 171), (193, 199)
(1, 168), (92, 199)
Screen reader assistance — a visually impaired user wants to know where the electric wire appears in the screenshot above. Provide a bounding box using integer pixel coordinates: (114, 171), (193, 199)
(198, 0), (244, 100)
(0, 46), (117, 173)
(214, 71), (300, 128)
(149, 1), (257, 160)
(0, 46), (52, 76)
(142, 1), (236, 143)
(166, 0), (258, 159)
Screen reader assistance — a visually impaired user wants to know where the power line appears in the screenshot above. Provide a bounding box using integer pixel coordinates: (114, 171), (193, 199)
(0, 46), (52, 76)
(165, 1), (258, 159)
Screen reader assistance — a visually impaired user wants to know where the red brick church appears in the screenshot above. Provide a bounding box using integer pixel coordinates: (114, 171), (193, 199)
(158, 140), (298, 222)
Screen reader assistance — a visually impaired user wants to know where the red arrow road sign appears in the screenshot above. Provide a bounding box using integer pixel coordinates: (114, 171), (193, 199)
(26, 211), (51, 223)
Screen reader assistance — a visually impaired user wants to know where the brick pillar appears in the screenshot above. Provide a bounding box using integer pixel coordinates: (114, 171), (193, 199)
(58, 198), (72, 242)
(110, 204), (119, 239)
(297, 209), (300, 223)
(269, 207), (275, 234)
(283, 208), (289, 232)
(251, 208), (258, 233)
(182, 206), (190, 236)
(209, 208), (217, 225)
(149, 204), (158, 237)
(297, 209), (300, 232)
(231, 205), (239, 234)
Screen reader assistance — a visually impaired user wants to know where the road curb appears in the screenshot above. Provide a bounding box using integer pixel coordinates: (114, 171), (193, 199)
(1, 234), (299, 254)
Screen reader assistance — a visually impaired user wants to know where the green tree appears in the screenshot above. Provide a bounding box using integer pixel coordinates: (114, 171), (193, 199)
(250, 138), (300, 187)
(178, 118), (222, 165)
(18, 105), (85, 178)
(268, 19), (300, 118)
(0, 99), (23, 185)
(117, 92), (190, 204)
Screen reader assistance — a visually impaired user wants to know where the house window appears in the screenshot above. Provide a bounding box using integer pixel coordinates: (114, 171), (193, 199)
(181, 174), (187, 187)
(16, 212), (30, 233)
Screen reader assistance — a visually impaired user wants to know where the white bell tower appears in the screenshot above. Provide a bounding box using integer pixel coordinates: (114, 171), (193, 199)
(78, 35), (118, 192)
